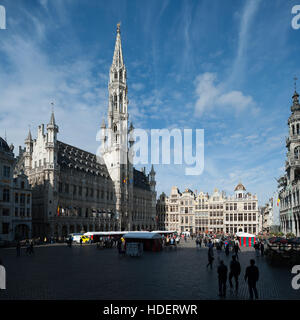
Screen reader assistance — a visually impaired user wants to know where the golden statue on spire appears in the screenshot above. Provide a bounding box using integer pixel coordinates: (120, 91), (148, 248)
(117, 22), (121, 33)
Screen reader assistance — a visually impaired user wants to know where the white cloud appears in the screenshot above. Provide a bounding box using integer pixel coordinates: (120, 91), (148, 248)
(131, 83), (144, 91)
(194, 72), (256, 117)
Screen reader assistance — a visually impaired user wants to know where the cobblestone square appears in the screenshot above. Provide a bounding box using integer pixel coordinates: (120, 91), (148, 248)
(0, 240), (299, 300)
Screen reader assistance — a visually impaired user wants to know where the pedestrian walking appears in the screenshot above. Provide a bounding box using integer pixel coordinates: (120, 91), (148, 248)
(206, 246), (214, 269)
(233, 243), (241, 260)
(244, 259), (259, 300)
(16, 240), (21, 257)
(225, 243), (230, 256)
(29, 240), (34, 255)
(229, 255), (241, 291)
(196, 237), (199, 249)
(216, 242), (222, 258)
(80, 237), (83, 246)
(260, 242), (264, 256)
(199, 238), (202, 248)
(217, 260), (228, 297)
(254, 243), (260, 257)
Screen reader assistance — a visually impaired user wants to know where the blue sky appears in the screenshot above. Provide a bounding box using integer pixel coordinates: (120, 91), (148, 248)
(0, 0), (300, 205)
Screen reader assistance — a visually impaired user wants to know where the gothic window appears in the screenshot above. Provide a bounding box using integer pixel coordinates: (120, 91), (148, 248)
(114, 94), (117, 110)
(292, 125), (295, 135)
(119, 70), (122, 80)
(114, 72), (118, 79)
(119, 93), (123, 111)
(297, 124), (300, 135)
(113, 124), (117, 133)
(294, 146), (300, 159)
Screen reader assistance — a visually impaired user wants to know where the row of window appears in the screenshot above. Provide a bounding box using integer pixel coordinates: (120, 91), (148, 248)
(1, 207), (31, 217)
(1, 165), (11, 178)
(225, 213), (256, 221)
(15, 193), (31, 204)
(58, 183), (114, 201)
(2, 189), (31, 204)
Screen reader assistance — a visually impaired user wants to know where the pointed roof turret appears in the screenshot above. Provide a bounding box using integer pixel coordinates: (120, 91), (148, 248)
(26, 128), (32, 142)
(101, 118), (106, 128)
(49, 110), (56, 125)
(150, 164), (156, 175)
(111, 22), (124, 69)
(291, 76), (300, 112)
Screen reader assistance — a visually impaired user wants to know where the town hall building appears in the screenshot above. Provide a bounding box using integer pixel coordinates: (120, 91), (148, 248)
(16, 24), (157, 239)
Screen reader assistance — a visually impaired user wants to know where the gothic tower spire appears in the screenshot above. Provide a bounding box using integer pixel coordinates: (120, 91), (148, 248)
(102, 23), (132, 231)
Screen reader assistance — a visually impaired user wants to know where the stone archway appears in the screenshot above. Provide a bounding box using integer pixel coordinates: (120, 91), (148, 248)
(62, 225), (68, 238)
(70, 225), (75, 234)
(15, 224), (30, 240)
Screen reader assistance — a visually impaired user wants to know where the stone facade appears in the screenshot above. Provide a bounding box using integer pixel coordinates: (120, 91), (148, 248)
(15, 24), (157, 239)
(158, 183), (260, 235)
(0, 138), (32, 242)
(279, 89), (300, 236)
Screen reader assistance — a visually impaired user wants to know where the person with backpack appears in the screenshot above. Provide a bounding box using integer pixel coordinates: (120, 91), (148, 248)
(229, 255), (241, 291)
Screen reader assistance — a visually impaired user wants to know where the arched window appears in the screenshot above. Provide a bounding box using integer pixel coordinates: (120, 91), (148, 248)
(116, 134), (119, 143)
(114, 94), (117, 110)
(297, 124), (299, 135)
(119, 93), (123, 111)
(113, 124), (117, 133)
(292, 125), (295, 135)
(294, 146), (300, 159)
(119, 70), (122, 80)
(114, 72), (118, 80)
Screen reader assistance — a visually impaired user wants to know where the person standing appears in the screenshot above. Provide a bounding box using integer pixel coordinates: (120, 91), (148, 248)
(254, 242), (260, 257)
(199, 237), (202, 248)
(206, 246), (214, 270)
(0, 259), (5, 290)
(260, 242), (265, 256)
(29, 240), (34, 255)
(16, 240), (21, 257)
(225, 243), (230, 256)
(217, 260), (228, 297)
(233, 243), (241, 260)
(195, 237), (199, 249)
(229, 255), (241, 291)
(245, 259), (259, 300)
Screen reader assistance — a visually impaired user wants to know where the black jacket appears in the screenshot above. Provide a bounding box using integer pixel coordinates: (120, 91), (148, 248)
(230, 260), (241, 275)
(218, 264), (228, 281)
(245, 265), (259, 283)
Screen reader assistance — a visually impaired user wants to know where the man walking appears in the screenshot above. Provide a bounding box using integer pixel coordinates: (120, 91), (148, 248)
(260, 241), (264, 256)
(245, 259), (259, 300)
(217, 260), (228, 297)
(206, 246), (214, 270)
(233, 243), (241, 260)
(229, 255), (241, 291)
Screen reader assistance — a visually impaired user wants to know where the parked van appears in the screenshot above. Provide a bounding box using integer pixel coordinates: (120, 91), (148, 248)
(68, 233), (83, 243)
